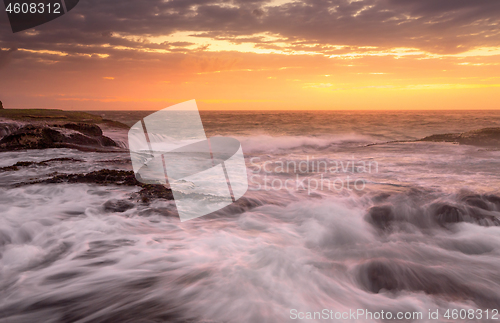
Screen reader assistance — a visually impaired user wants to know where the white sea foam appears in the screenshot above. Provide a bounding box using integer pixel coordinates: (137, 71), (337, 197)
(238, 134), (377, 153)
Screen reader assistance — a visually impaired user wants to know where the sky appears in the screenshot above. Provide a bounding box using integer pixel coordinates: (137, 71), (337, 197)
(0, 0), (499, 110)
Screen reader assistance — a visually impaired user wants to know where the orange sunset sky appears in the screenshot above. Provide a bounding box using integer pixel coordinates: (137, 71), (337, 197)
(0, 0), (499, 110)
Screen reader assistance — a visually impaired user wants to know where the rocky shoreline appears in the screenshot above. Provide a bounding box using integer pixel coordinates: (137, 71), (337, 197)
(366, 127), (500, 148)
(420, 127), (500, 147)
(0, 123), (123, 152)
(0, 108), (129, 152)
(3, 158), (175, 204)
(0, 108), (129, 128)
(2, 108), (500, 216)
(366, 193), (500, 230)
(0, 109), (174, 205)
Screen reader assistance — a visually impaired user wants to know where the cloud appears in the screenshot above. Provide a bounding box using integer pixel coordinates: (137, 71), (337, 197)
(0, 0), (498, 61)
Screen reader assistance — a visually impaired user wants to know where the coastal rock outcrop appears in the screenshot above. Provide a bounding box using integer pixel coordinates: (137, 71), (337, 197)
(28, 169), (174, 202)
(357, 259), (500, 308)
(0, 123), (120, 152)
(420, 127), (500, 147)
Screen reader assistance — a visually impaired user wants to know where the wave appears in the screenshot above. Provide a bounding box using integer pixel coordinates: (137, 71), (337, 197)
(2, 113), (500, 322)
(106, 129), (378, 154)
(238, 134), (378, 153)
(0, 121), (22, 139)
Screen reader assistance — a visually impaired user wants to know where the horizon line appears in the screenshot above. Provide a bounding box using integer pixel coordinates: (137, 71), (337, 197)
(4, 108), (500, 112)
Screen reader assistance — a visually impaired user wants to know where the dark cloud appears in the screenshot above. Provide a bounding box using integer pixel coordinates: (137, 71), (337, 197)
(0, 0), (498, 59)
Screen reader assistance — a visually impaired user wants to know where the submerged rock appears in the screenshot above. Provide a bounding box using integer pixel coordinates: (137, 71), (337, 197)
(0, 158), (83, 172)
(432, 204), (464, 225)
(420, 127), (500, 147)
(0, 123), (120, 152)
(365, 193), (500, 231)
(40, 169), (139, 186)
(29, 169), (174, 202)
(357, 259), (500, 308)
(136, 184), (174, 202)
(0, 108), (129, 129)
(372, 127), (500, 148)
(103, 199), (135, 213)
(431, 202), (500, 227)
(0, 164), (21, 172)
(365, 205), (395, 230)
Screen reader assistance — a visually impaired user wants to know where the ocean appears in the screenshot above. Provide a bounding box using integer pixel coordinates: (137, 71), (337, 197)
(1, 110), (500, 322)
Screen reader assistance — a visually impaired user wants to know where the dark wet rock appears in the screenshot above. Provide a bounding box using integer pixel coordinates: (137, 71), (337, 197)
(0, 160), (42, 172)
(198, 197), (265, 219)
(431, 202), (500, 227)
(136, 184), (174, 202)
(485, 195), (500, 209)
(97, 158), (132, 165)
(13, 161), (36, 167)
(420, 127), (500, 147)
(0, 164), (20, 172)
(459, 193), (500, 211)
(465, 207), (500, 226)
(38, 169), (138, 186)
(110, 187), (262, 218)
(0, 229), (12, 247)
(59, 123), (102, 136)
(27, 169), (174, 202)
(357, 259), (500, 308)
(370, 127), (500, 147)
(138, 207), (178, 217)
(45, 157), (84, 163)
(359, 260), (399, 293)
(103, 199), (135, 213)
(0, 101), (3, 109)
(461, 195), (490, 210)
(433, 204), (464, 225)
(419, 133), (460, 143)
(458, 128), (500, 146)
(221, 197), (264, 214)
(0, 158), (83, 172)
(365, 205), (395, 230)
(0, 124), (120, 152)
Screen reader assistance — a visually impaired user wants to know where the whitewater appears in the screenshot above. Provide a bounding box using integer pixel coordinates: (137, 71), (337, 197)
(1, 110), (500, 322)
